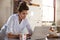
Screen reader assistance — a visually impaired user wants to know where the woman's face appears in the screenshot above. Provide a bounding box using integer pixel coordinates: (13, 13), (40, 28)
(18, 10), (28, 19)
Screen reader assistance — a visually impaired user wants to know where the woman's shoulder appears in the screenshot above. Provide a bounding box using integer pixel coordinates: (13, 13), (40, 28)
(8, 14), (18, 20)
(10, 14), (18, 18)
(24, 18), (29, 23)
(11, 14), (18, 17)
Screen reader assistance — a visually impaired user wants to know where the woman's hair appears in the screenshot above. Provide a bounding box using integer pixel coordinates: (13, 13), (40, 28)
(18, 2), (29, 12)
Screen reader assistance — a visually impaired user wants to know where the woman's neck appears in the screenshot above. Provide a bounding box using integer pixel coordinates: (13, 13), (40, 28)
(18, 15), (22, 24)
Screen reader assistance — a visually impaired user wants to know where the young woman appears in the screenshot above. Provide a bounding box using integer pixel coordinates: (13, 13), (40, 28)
(5, 2), (32, 40)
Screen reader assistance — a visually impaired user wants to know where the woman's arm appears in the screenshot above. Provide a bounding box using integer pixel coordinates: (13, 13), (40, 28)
(26, 20), (33, 35)
(5, 15), (15, 35)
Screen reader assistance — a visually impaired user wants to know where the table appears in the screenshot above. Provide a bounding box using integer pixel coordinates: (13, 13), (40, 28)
(30, 27), (60, 40)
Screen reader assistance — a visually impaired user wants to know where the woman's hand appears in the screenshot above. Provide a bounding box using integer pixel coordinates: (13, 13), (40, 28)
(26, 34), (32, 39)
(7, 33), (19, 39)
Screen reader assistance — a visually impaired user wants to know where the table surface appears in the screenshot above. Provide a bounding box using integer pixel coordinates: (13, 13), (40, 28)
(30, 27), (60, 40)
(28, 38), (60, 40)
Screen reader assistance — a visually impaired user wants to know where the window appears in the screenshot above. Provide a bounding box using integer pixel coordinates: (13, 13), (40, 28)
(42, 0), (54, 22)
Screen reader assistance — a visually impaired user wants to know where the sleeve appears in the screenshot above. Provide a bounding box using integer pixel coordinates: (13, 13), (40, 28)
(0, 24), (7, 39)
(5, 15), (14, 33)
(0, 15), (14, 39)
(26, 19), (33, 34)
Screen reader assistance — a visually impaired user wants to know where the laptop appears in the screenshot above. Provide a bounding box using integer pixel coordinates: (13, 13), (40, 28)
(31, 26), (50, 40)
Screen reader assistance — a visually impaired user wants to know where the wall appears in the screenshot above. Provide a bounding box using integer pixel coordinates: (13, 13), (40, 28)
(0, 0), (13, 28)
(56, 0), (60, 26)
(56, 0), (60, 32)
